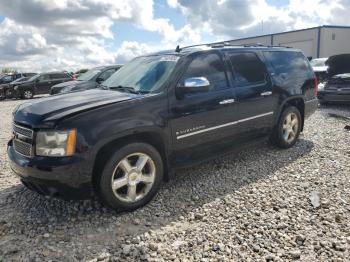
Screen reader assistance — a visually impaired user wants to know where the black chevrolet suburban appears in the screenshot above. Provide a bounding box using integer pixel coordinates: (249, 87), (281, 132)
(8, 43), (318, 211)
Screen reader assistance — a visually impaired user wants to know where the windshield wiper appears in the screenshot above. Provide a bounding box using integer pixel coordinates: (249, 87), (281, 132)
(108, 85), (148, 94)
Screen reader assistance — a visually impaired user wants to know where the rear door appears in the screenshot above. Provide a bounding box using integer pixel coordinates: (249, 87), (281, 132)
(225, 51), (278, 137)
(50, 73), (71, 85)
(169, 51), (237, 163)
(36, 74), (52, 94)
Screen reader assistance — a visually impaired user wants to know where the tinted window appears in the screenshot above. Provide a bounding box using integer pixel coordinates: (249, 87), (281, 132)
(228, 52), (267, 86)
(182, 53), (228, 91)
(99, 69), (116, 81)
(264, 51), (310, 78)
(38, 74), (50, 81)
(2, 75), (13, 81)
(50, 73), (69, 79)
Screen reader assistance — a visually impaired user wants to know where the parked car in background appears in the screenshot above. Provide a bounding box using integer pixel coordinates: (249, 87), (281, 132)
(318, 54), (350, 104)
(310, 57), (328, 83)
(0, 76), (35, 100)
(12, 72), (73, 99)
(50, 65), (122, 95)
(8, 43), (318, 211)
(0, 73), (36, 85)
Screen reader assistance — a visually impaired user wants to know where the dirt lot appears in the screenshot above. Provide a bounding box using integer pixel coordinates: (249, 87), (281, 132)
(0, 98), (350, 261)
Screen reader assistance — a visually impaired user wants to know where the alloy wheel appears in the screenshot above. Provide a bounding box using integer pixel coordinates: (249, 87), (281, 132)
(282, 112), (299, 143)
(111, 153), (156, 203)
(24, 90), (33, 99)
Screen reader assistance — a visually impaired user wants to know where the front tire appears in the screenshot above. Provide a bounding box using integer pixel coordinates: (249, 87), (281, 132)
(270, 106), (302, 149)
(97, 143), (163, 211)
(22, 90), (34, 99)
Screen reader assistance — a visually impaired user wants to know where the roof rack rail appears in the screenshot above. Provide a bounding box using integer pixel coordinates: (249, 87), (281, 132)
(175, 41), (292, 52)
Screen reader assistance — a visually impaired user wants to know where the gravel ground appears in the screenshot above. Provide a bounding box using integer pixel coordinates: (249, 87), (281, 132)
(0, 99), (350, 262)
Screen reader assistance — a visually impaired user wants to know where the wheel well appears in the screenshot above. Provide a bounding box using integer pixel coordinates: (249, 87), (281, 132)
(92, 132), (169, 192)
(283, 98), (305, 130)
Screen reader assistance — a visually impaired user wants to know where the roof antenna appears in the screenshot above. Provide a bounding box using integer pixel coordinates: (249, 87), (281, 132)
(175, 45), (181, 53)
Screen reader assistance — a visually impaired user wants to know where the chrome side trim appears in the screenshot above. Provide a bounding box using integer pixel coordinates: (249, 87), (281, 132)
(176, 111), (274, 140)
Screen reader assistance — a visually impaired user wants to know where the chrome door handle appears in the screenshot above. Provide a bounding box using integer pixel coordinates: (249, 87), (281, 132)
(219, 99), (235, 105)
(261, 91), (272, 96)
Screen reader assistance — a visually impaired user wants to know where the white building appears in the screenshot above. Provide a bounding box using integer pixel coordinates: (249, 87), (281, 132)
(227, 25), (350, 59)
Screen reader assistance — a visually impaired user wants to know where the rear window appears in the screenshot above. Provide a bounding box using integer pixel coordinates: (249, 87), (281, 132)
(264, 51), (311, 79)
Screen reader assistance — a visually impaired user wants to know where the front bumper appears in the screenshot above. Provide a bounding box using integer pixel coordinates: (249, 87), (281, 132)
(318, 90), (350, 103)
(7, 139), (93, 199)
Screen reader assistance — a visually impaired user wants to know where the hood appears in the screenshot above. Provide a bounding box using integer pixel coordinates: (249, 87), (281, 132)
(326, 54), (350, 77)
(52, 80), (82, 89)
(312, 66), (328, 73)
(14, 89), (141, 128)
(15, 80), (34, 87)
(51, 80), (96, 93)
(0, 83), (8, 90)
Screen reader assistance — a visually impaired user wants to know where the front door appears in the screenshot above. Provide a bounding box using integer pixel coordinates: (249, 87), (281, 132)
(168, 51), (237, 164)
(225, 51), (279, 138)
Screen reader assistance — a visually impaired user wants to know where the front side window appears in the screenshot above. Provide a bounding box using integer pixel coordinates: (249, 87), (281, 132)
(181, 53), (228, 91)
(228, 52), (267, 86)
(103, 55), (178, 93)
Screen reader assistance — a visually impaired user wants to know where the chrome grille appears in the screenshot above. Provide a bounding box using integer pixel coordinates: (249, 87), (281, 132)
(13, 139), (32, 157)
(13, 124), (33, 139)
(13, 123), (33, 157)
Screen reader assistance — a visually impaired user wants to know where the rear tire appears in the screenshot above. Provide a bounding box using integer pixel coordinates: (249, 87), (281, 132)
(97, 142), (163, 211)
(270, 106), (302, 149)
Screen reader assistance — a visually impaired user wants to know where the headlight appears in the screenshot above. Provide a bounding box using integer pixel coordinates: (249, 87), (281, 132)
(318, 82), (325, 91)
(36, 129), (76, 157)
(14, 85), (18, 90)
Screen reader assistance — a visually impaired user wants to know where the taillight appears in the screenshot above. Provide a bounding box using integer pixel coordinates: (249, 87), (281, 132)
(314, 76), (318, 97)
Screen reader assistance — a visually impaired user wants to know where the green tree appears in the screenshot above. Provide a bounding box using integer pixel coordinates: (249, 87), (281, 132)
(1, 67), (17, 74)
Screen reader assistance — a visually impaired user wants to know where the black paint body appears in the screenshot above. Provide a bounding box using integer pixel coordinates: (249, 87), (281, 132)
(8, 47), (318, 199)
(50, 65), (122, 95)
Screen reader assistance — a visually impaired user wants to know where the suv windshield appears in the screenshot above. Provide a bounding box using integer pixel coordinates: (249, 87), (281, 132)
(77, 69), (101, 81)
(103, 55), (178, 93)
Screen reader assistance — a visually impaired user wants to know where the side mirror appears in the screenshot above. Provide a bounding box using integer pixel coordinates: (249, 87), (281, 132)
(179, 77), (210, 95)
(96, 77), (104, 84)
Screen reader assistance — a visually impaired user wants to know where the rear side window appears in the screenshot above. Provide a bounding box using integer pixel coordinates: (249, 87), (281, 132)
(264, 51), (310, 79)
(182, 53), (228, 91)
(50, 73), (70, 79)
(228, 52), (267, 86)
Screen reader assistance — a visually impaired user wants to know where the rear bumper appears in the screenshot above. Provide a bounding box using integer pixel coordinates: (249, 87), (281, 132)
(7, 139), (93, 199)
(318, 90), (350, 102)
(305, 98), (318, 119)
